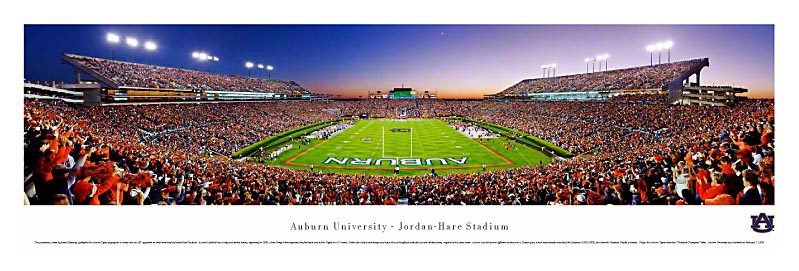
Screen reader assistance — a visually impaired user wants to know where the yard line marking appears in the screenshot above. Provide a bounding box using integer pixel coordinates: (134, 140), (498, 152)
(514, 143), (535, 165)
(282, 140), (327, 165)
(366, 120), (381, 158)
(382, 125), (385, 158)
(415, 120), (430, 158)
(472, 139), (513, 165)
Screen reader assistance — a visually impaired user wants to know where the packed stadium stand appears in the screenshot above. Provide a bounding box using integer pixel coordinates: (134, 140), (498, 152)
(23, 52), (772, 206)
(65, 54), (309, 94)
(489, 58), (742, 105)
(60, 54), (311, 104)
(24, 98), (774, 206)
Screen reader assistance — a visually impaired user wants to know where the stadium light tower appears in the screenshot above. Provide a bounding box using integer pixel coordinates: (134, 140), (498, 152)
(126, 37), (138, 62)
(646, 45), (655, 66)
(192, 52), (212, 71)
(602, 54), (610, 71)
(210, 56), (219, 72)
(596, 55), (604, 72)
(655, 42), (664, 65)
(584, 58), (592, 73)
(144, 41), (157, 50)
(106, 33), (120, 60)
(267, 65), (273, 79)
(663, 40), (674, 63)
(204, 55), (213, 71)
(126, 37), (138, 47)
(541, 65), (547, 78)
(257, 64), (264, 78)
(550, 63), (557, 77)
(144, 41), (157, 65)
(245, 62), (254, 77)
(191, 52), (200, 70)
(199, 53), (208, 71)
(106, 33), (120, 43)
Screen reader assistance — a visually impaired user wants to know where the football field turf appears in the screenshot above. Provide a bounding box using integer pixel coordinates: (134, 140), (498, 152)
(272, 119), (551, 176)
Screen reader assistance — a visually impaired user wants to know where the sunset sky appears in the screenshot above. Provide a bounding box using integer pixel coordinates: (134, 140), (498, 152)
(24, 25), (774, 98)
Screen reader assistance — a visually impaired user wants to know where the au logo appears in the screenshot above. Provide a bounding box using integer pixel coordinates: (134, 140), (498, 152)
(750, 213), (775, 233)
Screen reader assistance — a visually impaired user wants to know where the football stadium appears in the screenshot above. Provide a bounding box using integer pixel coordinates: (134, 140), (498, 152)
(23, 25), (774, 205)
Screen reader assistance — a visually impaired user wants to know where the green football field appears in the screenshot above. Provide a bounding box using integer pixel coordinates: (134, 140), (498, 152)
(268, 119), (551, 176)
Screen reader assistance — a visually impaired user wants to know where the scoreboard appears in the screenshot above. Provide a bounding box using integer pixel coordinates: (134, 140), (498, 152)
(368, 88), (436, 99)
(389, 88), (416, 99)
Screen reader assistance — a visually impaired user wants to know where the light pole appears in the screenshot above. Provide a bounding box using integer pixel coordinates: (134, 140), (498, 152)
(191, 52), (199, 69)
(647, 41), (674, 65)
(541, 65), (547, 78)
(550, 63), (557, 77)
(144, 41), (156, 65)
(198, 52), (208, 71)
(192, 52), (216, 71)
(191, 51), (209, 72)
(656, 42), (664, 65)
(106, 33), (120, 60)
(267, 65), (273, 79)
(663, 40), (673, 63)
(584, 58), (592, 73)
(211, 56), (219, 72)
(602, 54), (609, 71)
(245, 62), (254, 77)
(125, 37), (138, 62)
(595, 55), (603, 72)
(257, 64), (264, 78)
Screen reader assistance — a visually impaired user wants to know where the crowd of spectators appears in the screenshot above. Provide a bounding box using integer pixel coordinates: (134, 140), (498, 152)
(609, 93), (668, 103)
(67, 54), (309, 94)
(501, 59), (703, 95)
(448, 121), (498, 139)
(307, 121), (355, 139)
(24, 97), (774, 206)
